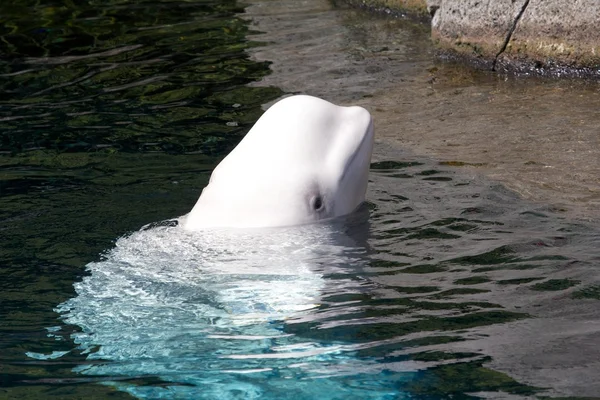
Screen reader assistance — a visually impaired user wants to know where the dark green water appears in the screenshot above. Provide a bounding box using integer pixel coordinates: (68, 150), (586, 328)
(2, 0), (600, 399)
(0, 0), (281, 397)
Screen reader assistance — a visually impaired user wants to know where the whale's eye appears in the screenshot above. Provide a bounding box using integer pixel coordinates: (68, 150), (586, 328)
(311, 195), (324, 211)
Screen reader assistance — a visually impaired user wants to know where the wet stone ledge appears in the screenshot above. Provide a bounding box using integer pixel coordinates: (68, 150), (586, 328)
(342, 0), (600, 77)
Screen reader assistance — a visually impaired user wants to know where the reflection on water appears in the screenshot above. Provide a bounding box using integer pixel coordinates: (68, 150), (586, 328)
(0, 0), (281, 154)
(243, 0), (432, 102)
(2, 0), (600, 399)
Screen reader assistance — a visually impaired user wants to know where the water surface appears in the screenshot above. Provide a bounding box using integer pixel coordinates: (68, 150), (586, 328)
(2, 0), (600, 399)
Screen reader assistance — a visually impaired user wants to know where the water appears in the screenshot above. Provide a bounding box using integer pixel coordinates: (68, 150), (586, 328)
(2, 0), (600, 399)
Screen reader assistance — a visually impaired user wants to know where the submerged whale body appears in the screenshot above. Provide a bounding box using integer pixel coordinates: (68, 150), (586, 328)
(185, 95), (374, 229)
(49, 96), (395, 399)
(56, 222), (394, 399)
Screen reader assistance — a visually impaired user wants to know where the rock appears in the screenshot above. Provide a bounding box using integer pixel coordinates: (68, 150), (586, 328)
(430, 0), (600, 72)
(431, 0), (528, 68)
(506, 1), (600, 69)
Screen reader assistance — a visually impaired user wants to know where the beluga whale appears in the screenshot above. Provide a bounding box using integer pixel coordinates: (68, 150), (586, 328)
(49, 95), (382, 399)
(184, 94), (374, 229)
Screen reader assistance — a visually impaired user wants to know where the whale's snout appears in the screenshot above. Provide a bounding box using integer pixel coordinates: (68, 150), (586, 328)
(185, 95), (374, 230)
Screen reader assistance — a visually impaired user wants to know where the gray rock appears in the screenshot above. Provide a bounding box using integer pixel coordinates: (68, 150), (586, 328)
(430, 0), (528, 67)
(507, 0), (600, 68)
(429, 0), (600, 71)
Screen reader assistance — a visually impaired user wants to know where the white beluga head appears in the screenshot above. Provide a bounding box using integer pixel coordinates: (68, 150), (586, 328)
(184, 95), (374, 229)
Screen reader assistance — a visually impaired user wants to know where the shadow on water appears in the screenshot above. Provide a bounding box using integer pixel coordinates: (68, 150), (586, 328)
(2, 0), (600, 399)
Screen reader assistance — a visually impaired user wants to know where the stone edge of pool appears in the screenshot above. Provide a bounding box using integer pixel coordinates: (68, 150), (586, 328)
(341, 0), (600, 78)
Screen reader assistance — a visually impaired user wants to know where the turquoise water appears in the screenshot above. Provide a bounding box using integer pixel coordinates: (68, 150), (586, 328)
(2, 1), (600, 399)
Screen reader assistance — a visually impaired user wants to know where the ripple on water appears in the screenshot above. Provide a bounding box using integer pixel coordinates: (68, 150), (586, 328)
(0, 0), (282, 155)
(37, 159), (600, 399)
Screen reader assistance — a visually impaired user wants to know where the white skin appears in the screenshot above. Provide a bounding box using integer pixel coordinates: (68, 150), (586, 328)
(184, 95), (374, 230)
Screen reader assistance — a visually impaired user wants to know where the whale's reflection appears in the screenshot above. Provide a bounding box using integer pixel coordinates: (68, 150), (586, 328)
(55, 212), (409, 399)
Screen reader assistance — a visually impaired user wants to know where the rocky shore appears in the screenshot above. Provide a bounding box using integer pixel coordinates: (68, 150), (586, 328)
(346, 0), (600, 75)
